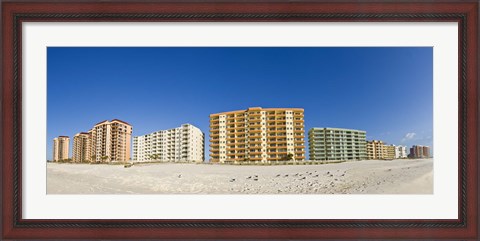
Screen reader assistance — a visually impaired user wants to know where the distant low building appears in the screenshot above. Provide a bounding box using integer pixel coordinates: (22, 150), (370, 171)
(395, 145), (408, 159)
(53, 136), (70, 161)
(308, 127), (366, 161)
(409, 145), (431, 158)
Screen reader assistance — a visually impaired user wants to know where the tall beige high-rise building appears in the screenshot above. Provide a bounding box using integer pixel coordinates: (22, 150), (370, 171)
(53, 136), (69, 161)
(89, 119), (132, 163)
(366, 140), (386, 160)
(209, 107), (305, 163)
(72, 132), (91, 162)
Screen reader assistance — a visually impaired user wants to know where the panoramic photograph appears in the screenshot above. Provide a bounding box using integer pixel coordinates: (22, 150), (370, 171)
(47, 47), (433, 194)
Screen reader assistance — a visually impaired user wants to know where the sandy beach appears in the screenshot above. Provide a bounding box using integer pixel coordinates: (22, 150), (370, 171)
(47, 159), (433, 194)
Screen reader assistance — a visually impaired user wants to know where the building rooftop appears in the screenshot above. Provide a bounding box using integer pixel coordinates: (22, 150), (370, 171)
(94, 120), (109, 126)
(210, 107), (304, 117)
(74, 132), (89, 136)
(309, 127), (366, 133)
(111, 119), (131, 126)
(133, 123), (201, 138)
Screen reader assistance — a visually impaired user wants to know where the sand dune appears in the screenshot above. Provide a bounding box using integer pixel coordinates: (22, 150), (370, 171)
(47, 159), (433, 194)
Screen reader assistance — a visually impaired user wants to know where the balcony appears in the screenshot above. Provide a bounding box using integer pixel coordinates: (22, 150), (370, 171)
(209, 123), (220, 127)
(248, 117), (261, 122)
(248, 113), (262, 117)
(249, 136), (263, 141)
(249, 128), (262, 133)
(249, 122), (262, 127)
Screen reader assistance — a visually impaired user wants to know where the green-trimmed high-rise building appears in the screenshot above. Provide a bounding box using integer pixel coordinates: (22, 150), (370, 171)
(308, 127), (367, 161)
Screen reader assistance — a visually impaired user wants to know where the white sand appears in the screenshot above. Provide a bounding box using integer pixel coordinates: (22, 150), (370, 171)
(47, 159), (433, 194)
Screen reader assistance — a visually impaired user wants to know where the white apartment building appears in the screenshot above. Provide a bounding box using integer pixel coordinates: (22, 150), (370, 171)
(395, 145), (408, 159)
(132, 124), (204, 163)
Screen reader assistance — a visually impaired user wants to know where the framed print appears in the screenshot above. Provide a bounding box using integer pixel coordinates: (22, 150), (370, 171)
(1, 0), (479, 239)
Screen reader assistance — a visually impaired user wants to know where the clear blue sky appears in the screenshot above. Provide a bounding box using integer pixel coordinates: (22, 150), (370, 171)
(47, 47), (433, 160)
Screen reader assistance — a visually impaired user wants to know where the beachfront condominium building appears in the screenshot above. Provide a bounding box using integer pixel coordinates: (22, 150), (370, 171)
(366, 140), (387, 160)
(209, 107), (305, 163)
(409, 145), (431, 158)
(409, 145), (422, 158)
(53, 136), (70, 161)
(132, 124), (204, 163)
(423, 146), (431, 158)
(385, 144), (396, 160)
(395, 145), (408, 159)
(308, 127), (366, 161)
(72, 132), (91, 162)
(89, 119), (132, 163)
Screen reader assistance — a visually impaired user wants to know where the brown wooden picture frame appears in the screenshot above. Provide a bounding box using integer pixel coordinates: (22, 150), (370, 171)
(1, 0), (479, 240)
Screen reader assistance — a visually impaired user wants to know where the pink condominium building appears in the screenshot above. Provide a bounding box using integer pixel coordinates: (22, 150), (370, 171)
(72, 132), (91, 162)
(58, 119), (133, 163)
(89, 119), (133, 163)
(53, 136), (69, 161)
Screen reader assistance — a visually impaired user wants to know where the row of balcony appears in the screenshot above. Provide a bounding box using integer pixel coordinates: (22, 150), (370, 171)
(312, 150), (367, 154)
(210, 139), (304, 143)
(211, 121), (303, 127)
(310, 139), (366, 142)
(311, 144), (367, 147)
(219, 150), (305, 155)
(137, 140), (190, 144)
(211, 136), (304, 140)
(215, 129), (304, 136)
(310, 136), (366, 140)
(213, 143), (295, 148)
